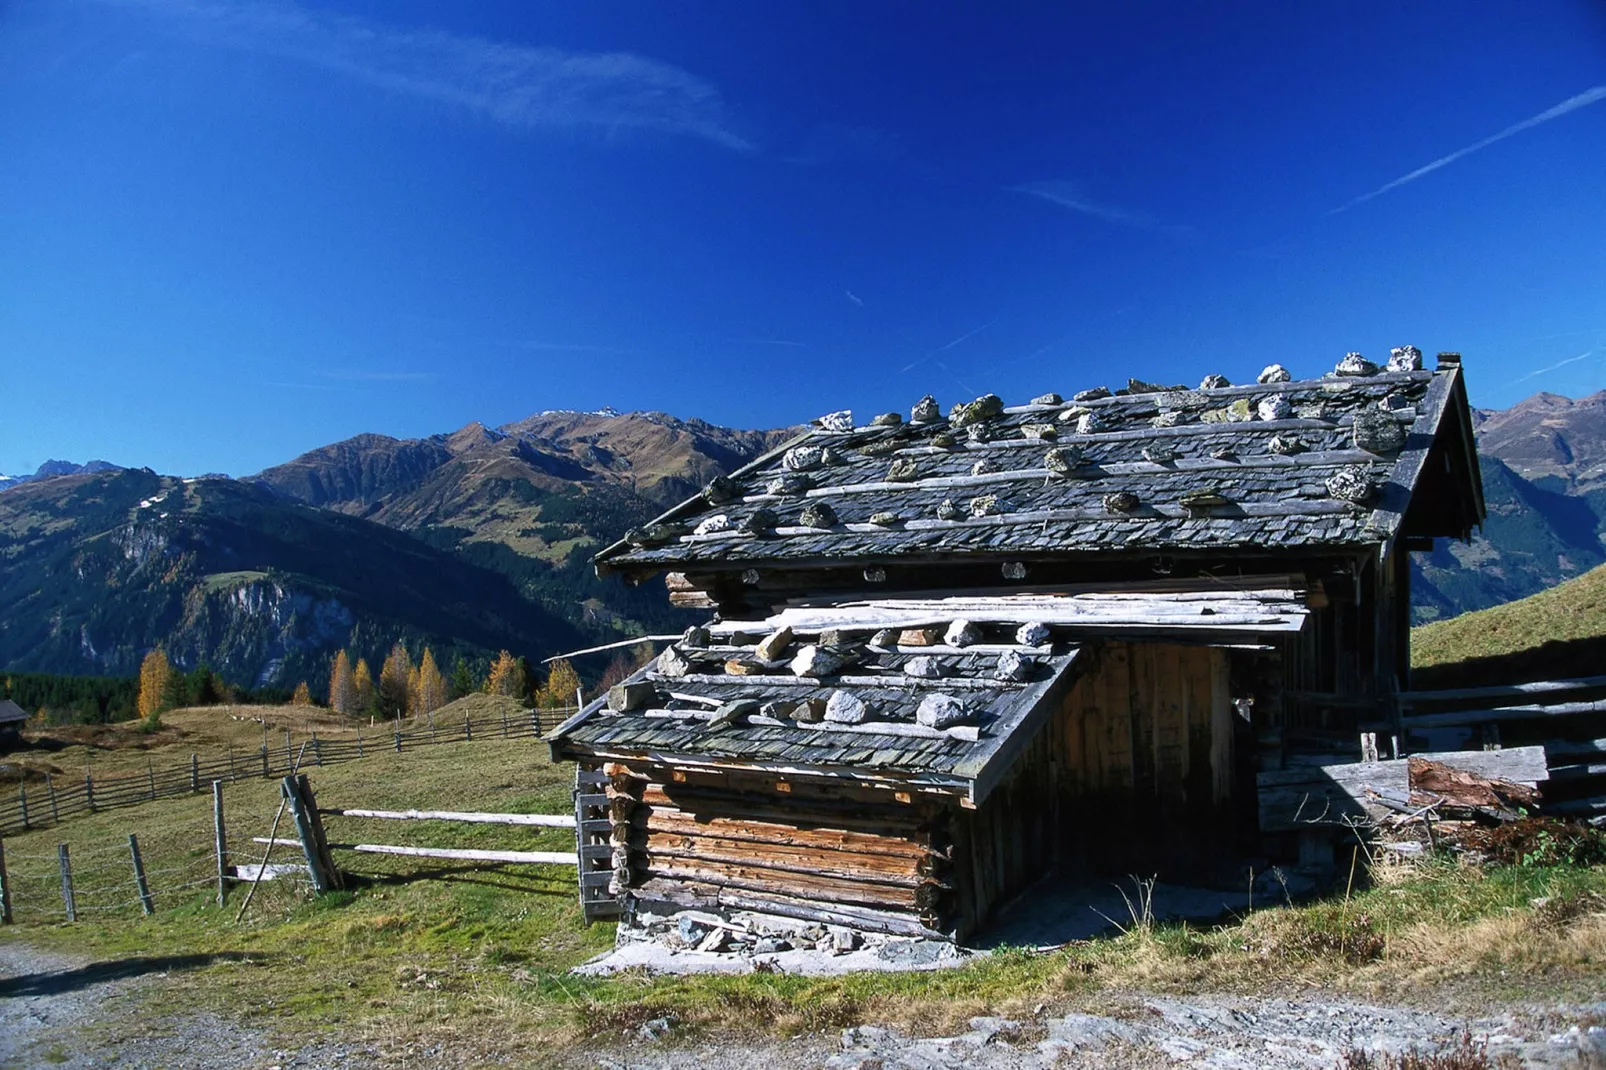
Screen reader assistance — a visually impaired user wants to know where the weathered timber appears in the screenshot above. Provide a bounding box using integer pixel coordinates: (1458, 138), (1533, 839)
(643, 859), (932, 911)
(1402, 675), (1606, 707)
(645, 838), (933, 887)
(1404, 698), (1606, 730)
(319, 808), (576, 828)
(638, 809), (940, 860)
(334, 843), (581, 865)
(633, 876), (948, 939)
(1257, 746), (1547, 833)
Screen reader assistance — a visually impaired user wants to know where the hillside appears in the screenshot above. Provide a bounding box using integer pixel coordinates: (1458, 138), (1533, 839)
(0, 467), (586, 689)
(1412, 561), (1606, 685)
(1410, 389), (1606, 622)
(251, 409), (795, 638)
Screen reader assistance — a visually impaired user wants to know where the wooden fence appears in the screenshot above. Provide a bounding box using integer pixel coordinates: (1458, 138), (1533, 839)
(0, 705), (576, 838)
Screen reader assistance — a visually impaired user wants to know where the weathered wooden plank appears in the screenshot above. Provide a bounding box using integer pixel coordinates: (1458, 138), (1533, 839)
(334, 843), (579, 865)
(640, 810), (936, 860)
(645, 838), (928, 887)
(1404, 699), (1606, 730)
(644, 860), (929, 910)
(321, 808), (576, 828)
(1257, 746), (1547, 832)
(633, 876), (945, 939)
(1403, 676), (1606, 707)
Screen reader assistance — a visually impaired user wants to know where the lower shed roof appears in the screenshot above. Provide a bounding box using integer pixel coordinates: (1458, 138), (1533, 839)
(549, 582), (1307, 803)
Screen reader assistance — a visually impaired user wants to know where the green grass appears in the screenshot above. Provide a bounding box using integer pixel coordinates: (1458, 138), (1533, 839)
(6, 733), (1606, 1059)
(1413, 561), (1606, 670)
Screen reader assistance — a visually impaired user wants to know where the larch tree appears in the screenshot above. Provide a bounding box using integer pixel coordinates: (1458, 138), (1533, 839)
(378, 643), (413, 720)
(415, 648), (448, 716)
(137, 648), (171, 724)
(353, 658), (375, 715)
(291, 680), (313, 707)
(539, 659), (582, 709)
(328, 649), (356, 715)
(485, 650), (526, 699)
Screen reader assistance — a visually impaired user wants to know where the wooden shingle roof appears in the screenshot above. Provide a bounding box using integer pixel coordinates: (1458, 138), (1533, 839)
(595, 353), (1481, 576)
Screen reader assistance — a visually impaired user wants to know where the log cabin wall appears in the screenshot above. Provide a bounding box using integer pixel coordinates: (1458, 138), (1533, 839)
(1048, 641), (1234, 877)
(604, 763), (958, 938)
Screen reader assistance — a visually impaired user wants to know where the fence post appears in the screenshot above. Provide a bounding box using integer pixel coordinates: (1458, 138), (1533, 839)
(84, 775), (94, 814)
(282, 776), (338, 894)
(191, 753), (200, 793)
(58, 844), (76, 922)
(393, 728), (402, 753)
(0, 837), (12, 924)
(129, 834), (154, 916)
(18, 782), (28, 831)
(46, 774), (59, 825)
(463, 716), (472, 742)
(147, 759), (157, 800)
(260, 746), (269, 779)
(284, 730), (292, 772)
(212, 780), (229, 907)
(428, 712), (436, 743)
(228, 744), (236, 779)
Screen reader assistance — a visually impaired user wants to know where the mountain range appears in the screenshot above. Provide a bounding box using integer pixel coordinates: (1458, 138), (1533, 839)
(1, 390), (1602, 691)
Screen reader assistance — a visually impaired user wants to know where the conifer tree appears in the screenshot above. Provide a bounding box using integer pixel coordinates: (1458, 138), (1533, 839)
(137, 648), (171, 724)
(291, 680), (313, 707)
(328, 650), (356, 715)
(353, 658), (375, 715)
(415, 648), (448, 716)
(448, 657), (476, 700)
(485, 650), (526, 699)
(378, 643), (413, 719)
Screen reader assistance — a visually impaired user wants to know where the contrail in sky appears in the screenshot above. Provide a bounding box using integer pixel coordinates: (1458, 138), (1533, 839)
(1332, 86), (1606, 213)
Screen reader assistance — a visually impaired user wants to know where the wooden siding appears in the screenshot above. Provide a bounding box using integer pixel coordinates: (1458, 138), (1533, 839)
(1047, 641), (1234, 875)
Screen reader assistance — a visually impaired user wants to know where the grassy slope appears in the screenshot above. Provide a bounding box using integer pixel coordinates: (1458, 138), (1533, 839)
(1412, 561), (1606, 670)
(4, 736), (1606, 1059)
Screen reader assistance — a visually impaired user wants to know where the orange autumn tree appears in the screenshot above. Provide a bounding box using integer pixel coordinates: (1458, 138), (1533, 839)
(413, 648), (448, 717)
(328, 649), (356, 714)
(137, 648), (171, 725)
(485, 650), (526, 699)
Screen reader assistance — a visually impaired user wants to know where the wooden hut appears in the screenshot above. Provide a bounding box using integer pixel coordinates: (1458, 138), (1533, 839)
(549, 349), (1483, 941)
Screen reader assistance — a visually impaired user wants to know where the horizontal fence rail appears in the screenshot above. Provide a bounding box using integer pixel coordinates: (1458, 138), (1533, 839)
(0, 706), (576, 838)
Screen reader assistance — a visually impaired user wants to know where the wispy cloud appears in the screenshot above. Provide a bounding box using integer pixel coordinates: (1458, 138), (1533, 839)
(517, 341), (641, 355)
(1008, 180), (1182, 233)
(102, 0), (753, 151)
(316, 370), (440, 382)
(1332, 86), (1606, 213)
(1503, 350), (1596, 388)
(728, 338), (808, 349)
(844, 290), (865, 308)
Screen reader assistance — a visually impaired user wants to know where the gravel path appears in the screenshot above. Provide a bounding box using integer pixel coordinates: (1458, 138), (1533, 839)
(7, 935), (1606, 1068)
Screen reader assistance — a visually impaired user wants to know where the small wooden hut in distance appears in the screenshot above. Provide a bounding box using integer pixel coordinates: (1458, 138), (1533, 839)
(550, 348), (1483, 942)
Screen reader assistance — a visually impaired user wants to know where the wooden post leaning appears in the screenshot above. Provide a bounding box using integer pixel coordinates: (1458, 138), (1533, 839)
(129, 834), (154, 915)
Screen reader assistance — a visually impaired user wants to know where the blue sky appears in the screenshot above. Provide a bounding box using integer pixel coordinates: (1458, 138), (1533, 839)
(2, 1), (1604, 477)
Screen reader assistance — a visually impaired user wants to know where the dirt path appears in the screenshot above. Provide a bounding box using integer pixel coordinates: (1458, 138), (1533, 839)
(0, 938), (384, 1069)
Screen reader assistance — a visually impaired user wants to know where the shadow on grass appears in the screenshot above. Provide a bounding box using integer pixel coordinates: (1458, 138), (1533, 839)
(0, 952), (257, 998)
